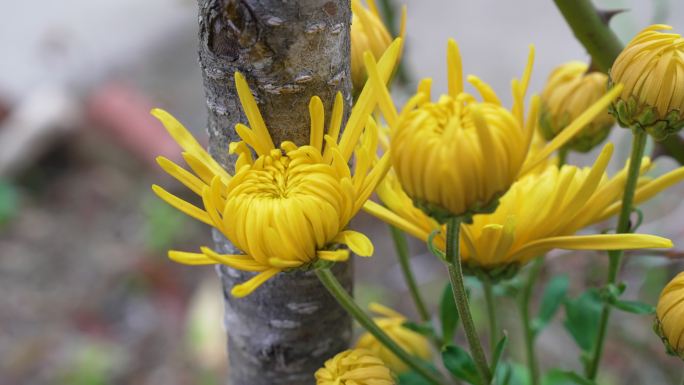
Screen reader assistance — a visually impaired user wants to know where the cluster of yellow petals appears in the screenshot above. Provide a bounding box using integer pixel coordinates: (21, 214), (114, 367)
(656, 271), (684, 358)
(152, 40), (403, 297)
(610, 24), (684, 139)
(315, 349), (395, 385)
(366, 141), (681, 271)
(351, 0), (406, 92)
(540, 61), (615, 152)
(355, 303), (431, 373)
(368, 38), (624, 221)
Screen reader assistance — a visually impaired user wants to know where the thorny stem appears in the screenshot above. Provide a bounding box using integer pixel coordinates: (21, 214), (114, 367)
(586, 130), (648, 379)
(520, 257), (544, 385)
(482, 279), (499, 354)
(553, 0), (623, 73)
(389, 225), (431, 322)
(553, 1), (656, 379)
(315, 268), (447, 385)
(446, 217), (492, 383)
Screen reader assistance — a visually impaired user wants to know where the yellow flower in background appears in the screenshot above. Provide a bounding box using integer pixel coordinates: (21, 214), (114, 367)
(152, 40), (403, 297)
(655, 272), (684, 359)
(355, 303), (431, 373)
(351, 0), (406, 92)
(610, 24), (684, 140)
(540, 61), (615, 153)
(366, 38), (624, 222)
(365, 143), (682, 278)
(315, 349), (395, 385)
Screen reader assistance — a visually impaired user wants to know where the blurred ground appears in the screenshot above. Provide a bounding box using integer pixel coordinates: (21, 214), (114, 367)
(1, 0), (684, 384)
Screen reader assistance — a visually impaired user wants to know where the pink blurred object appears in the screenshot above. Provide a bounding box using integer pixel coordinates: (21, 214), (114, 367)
(86, 82), (188, 168)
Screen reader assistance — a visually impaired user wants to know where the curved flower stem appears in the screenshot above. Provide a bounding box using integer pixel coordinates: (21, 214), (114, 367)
(315, 268), (446, 385)
(389, 225), (431, 322)
(586, 130), (648, 379)
(520, 257), (544, 385)
(446, 217), (492, 383)
(482, 279), (499, 353)
(553, 0), (623, 73)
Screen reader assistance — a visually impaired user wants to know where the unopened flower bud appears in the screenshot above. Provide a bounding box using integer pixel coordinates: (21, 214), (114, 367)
(655, 272), (684, 359)
(540, 62), (614, 152)
(315, 349), (395, 385)
(609, 24), (684, 140)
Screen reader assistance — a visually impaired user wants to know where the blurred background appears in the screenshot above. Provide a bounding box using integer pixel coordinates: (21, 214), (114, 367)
(1, 0), (683, 384)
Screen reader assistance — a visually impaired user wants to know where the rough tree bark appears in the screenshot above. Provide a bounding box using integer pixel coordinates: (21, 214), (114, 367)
(196, 1), (353, 384)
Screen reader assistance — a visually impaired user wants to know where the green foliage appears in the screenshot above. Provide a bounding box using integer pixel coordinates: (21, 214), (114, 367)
(397, 363), (441, 385)
(0, 179), (18, 226)
(542, 370), (597, 385)
(143, 195), (189, 253)
(563, 289), (603, 353)
(442, 344), (481, 385)
(398, 370), (427, 385)
(610, 299), (655, 315)
(402, 320), (436, 338)
(60, 344), (116, 385)
(533, 275), (569, 336)
(427, 229), (446, 261)
(439, 282), (460, 344)
(490, 333), (508, 374)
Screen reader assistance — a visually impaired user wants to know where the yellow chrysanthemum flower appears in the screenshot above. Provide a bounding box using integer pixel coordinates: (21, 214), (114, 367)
(367, 38), (623, 222)
(655, 271), (684, 359)
(315, 349), (395, 385)
(351, 0), (406, 92)
(355, 303), (431, 373)
(151, 40), (403, 297)
(610, 24), (684, 140)
(365, 143), (681, 278)
(540, 61), (615, 153)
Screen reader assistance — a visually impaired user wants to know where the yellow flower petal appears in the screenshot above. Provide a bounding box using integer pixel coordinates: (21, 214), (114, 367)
(230, 269), (281, 298)
(151, 184), (212, 226)
(333, 230), (374, 257)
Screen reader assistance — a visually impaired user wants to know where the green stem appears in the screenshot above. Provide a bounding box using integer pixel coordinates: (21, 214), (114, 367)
(586, 130), (648, 379)
(315, 268), (446, 385)
(659, 135), (684, 165)
(482, 279), (499, 354)
(520, 258), (544, 385)
(553, 0), (623, 73)
(389, 225), (431, 322)
(446, 217), (492, 383)
(558, 148), (569, 167)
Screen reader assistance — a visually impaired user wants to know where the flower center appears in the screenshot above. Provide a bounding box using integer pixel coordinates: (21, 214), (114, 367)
(224, 146), (354, 264)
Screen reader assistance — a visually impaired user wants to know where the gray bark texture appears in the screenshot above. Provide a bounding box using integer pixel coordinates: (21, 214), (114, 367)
(196, 1), (353, 384)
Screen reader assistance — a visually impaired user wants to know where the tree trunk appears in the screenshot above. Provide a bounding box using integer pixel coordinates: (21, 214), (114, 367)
(196, 1), (353, 384)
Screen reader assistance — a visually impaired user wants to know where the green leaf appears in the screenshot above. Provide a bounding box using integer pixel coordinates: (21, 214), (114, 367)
(563, 289), (603, 352)
(611, 299), (655, 315)
(428, 229), (446, 261)
(440, 282), (459, 344)
(533, 275), (569, 336)
(398, 364), (441, 385)
(493, 362), (529, 385)
(490, 333), (508, 373)
(0, 180), (18, 226)
(442, 345), (481, 385)
(397, 370), (427, 385)
(542, 370), (597, 385)
(402, 321), (436, 337)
